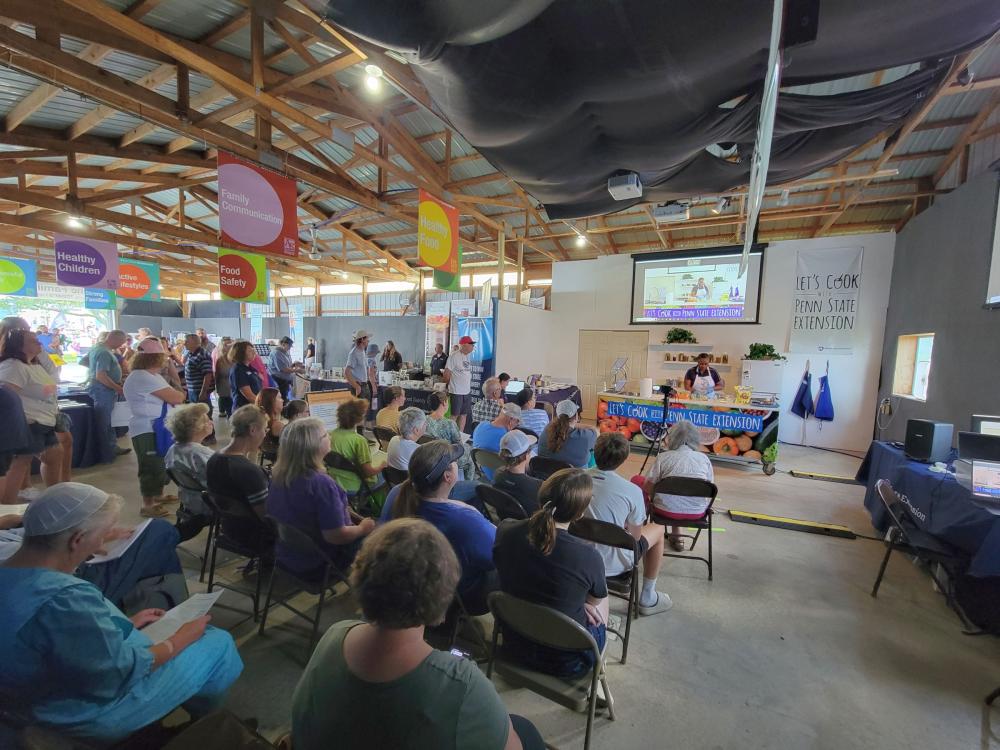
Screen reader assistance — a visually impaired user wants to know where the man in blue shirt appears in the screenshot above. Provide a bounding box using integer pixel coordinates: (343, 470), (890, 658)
(268, 336), (302, 401)
(471, 403), (521, 480)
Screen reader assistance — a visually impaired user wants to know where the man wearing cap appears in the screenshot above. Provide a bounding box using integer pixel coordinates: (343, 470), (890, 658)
(472, 403), (521, 480)
(268, 336), (303, 401)
(444, 335), (476, 431)
(345, 330), (371, 400)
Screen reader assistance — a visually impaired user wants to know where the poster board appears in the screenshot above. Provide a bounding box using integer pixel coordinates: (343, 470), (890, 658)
(305, 389), (354, 432)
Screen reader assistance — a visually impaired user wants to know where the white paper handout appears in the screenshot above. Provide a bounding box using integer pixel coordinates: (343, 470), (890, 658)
(85, 519), (152, 565)
(139, 591), (223, 644)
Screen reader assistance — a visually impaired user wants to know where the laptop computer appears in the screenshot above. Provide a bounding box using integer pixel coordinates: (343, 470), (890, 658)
(972, 459), (1000, 501)
(505, 380), (526, 395)
(958, 431), (1000, 462)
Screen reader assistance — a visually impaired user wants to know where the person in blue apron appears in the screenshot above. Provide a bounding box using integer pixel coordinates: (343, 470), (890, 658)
(683, 353), (725, 397)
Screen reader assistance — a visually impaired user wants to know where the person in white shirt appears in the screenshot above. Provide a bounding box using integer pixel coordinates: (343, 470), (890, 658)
(587, 432), (671, 616)
(443, 335), (476, 432)
(644, 419), (714, 550)
(387, 407), (427, 471)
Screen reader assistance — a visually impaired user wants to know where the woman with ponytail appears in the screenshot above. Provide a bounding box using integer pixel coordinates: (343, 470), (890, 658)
(538, 399), (597, 468)
(493, 468), (609, 677)
(390, 440), (499, 614)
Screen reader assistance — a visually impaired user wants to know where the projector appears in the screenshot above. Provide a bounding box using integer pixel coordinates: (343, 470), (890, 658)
(608, 172), (642, 200)
(651, 203), (690, 223)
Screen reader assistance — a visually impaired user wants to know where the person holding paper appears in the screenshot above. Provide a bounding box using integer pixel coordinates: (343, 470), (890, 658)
(0, 483), (242, 744)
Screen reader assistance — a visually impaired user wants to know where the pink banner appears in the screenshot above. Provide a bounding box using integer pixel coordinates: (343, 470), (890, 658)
(53, 234), (119, 290)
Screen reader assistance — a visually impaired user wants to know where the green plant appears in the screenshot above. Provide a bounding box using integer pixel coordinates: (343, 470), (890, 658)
(745, 343), (786, 360)
(665, 327), (697, 344)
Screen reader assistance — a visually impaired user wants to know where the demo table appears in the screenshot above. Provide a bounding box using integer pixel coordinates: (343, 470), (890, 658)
(507, 385), (583, 411)
(857, 441), (1000, 577)
(596, 392), (779, 474)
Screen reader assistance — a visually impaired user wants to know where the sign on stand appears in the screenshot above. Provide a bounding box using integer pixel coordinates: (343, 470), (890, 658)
(305, 390), (354, 431)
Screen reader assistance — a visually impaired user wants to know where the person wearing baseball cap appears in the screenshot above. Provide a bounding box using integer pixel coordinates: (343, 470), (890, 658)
(345, 330), (371, 400)
(443, 335), (476, 432)
(538, 398), (597, 468)
(0, 483), (242, 743)
(494, 429), (543, 514)
(471, 402), (521, 480)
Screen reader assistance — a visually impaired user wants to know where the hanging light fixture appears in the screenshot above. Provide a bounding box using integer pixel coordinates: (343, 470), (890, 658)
(364, 64), (383, 92)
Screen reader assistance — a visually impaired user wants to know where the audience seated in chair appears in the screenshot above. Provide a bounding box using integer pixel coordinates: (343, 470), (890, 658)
(424, 391), (475, 479)
(492, 469), (609, 677)
(267, 418), (375, 581)
(282, 398), (309, 423)
(587, 432), (672, 615)
(0, 483), (242, 745)
(494, 430), (543, 514)
(255, 387), (285, 459)
(472, 376), (505, 424)
(641, 419), (714, 551)
(165, 402), (215, 540)
(472, 403), (522, 480)
(375, 385), (405, 433)
(326, 397), (386, 500)
(538, 400), (596, 468)
(388, 440), (498, 615)
(387, 407), (427, 471)
(291, 518), (544, 750)
(514, 387), (550, 437)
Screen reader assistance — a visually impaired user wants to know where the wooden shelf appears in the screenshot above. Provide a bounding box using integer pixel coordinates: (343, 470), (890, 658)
(649, 343), (713, 352)
(661, 362), (733, 369)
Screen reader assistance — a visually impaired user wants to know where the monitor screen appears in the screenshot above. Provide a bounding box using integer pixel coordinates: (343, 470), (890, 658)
(972, 414), (1000, 437)
(972, 460), (1000, 500)
(505, 380), (526, 395)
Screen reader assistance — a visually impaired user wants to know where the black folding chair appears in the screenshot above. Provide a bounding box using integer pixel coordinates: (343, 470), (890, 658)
(324, 450), (379, 517)
(164, 467), (214, 582)
(528, 455), (572, 481)
(569, 517), (640, 664)
(204, 490), (275, 622)
(383, 465), (409, 487)
(487, 592), (615, 750)
(650, 476), (718, 580)
(373, 426), (397, 452)
(471, 448), (504, 480)
(258, 520), (352, 658)
(871, 480), (970, 615)
(476, 484), (527, 524)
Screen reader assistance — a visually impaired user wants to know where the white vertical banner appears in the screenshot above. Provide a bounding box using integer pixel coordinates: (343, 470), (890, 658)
(425, 300), (451, 366)
(288, 302), (304, 362)
(788, 247), (864, 355)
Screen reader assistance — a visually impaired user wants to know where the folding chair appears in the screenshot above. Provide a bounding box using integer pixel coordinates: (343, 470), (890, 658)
(373, 426), (397, 452)
(323, 451), (378, 517)
(258, 520), (352, 658)
(476, 484), (527, 524)
(164, 467), (214, 582)
(650, 476), (718, 580)
(426, 593), (491, 662)
(383, 465), (409, 487)
(528, 456), (572, 481)
(871, 480), (970, 618)
(416, 434), (436, 445)
(487, 592), (615, 750)
(569, 517), (640, 664)
(471, 448), (504, 480)
(204, 490), (276, 621)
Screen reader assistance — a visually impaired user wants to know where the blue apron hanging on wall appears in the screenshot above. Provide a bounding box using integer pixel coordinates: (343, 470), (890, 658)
(814, 361), (835, 426)
(790, 361), (814, 419)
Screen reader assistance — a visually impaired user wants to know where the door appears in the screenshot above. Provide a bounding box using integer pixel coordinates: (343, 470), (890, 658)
(577, 330), (649, 420)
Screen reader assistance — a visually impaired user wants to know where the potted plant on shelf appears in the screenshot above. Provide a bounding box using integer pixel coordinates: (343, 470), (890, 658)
(664, 327), (697, 344)
(744, 343), (786, 361)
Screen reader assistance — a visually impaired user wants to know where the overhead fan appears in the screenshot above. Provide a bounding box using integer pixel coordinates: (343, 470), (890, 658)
(398, 284), (419, 316)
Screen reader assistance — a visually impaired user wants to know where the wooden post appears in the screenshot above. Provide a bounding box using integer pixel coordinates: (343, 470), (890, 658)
(66, 153), (78, 201)
(275, 286), (282, 318)
(516, 240), (524, 302)
(361, 276), (369, 316)
(497, 228), (506, 303)
(315, 278), (322, 317)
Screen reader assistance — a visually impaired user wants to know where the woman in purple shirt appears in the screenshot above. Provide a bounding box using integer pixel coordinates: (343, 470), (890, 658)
(267, 418), (375, 579)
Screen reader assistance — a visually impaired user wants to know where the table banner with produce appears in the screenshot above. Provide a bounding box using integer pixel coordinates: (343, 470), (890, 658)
(597, 394), (779, 469)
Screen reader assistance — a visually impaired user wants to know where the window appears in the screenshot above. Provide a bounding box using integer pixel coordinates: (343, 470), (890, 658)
(892, 333), (935, 401)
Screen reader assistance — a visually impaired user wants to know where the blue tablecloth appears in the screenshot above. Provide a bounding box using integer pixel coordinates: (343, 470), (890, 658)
(62, 402), (98, 468)
(857, 441), (1000, 577)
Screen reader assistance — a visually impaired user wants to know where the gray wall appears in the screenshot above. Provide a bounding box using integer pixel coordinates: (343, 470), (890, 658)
(311, 316), (425, 369)
(878, 169), (1000, 441)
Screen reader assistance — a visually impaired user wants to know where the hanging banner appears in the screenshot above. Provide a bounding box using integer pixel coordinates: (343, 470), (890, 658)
(117, 258), (160, 300)
(217, 152), (299, 258)
(249, 305), (264, 343)
(35, 282), (84, 303)
(84, 288), (117, 310)
(449, 298), (477, 350)
(433, 244), (463, 291)
(457, 315), (496, 415)
(53, 234), (119, 290)
(788, 247), (864, 355)
(218, 247), (268, 303)
(424, 300), (451, 367)
(418, 189), (460, 286)
(288, 301), (304, 362)
(0, 257), (37, 297)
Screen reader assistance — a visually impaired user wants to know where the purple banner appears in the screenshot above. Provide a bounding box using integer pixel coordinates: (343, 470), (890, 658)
(53, 234), (119, 290)
(642, 305), (744, 320)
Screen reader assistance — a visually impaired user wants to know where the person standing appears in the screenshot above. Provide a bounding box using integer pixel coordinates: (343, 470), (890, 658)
(229, 341), (263, 410)
(87, 329), (130, 463)
(683, 353), (725, 395)
(443, 335), (475, 432)
(195, 328), (215, 355)
(183, 334), (215, 428)
(381, 341), (403, 372)
(429, 343), (448, 377)
(344, 330), (371, 400)
(268, 336), (302, 401)
(214, 339), (234, 418)
(304, 337), (317, 368)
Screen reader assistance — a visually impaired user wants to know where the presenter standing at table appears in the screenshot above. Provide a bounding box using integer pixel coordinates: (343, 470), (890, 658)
(345, 330), (371, 401)
(684, 353), (724, 396)
(429, 343), (448, 377)
(444, 336), (475, 432)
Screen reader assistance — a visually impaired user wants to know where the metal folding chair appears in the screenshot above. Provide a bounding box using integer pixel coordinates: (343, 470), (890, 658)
(165, 466), (214, 582)
(324, 450), (379, 517)
(383, 465), (409, 487)
(650, 476), (718, 580)
(528, 455), (572, 481)
(373, 426), (397, 452)
(471, 448), (504, 480)
(475, 484), (527, 524)
(569, 517), (640, 664)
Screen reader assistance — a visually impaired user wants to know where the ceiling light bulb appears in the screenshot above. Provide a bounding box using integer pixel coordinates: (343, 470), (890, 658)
(340, 271), (348, 279)
(364, 75), (381, 92)
(157, 284), (164, 290)
(66, 216), (83, 228)
(712, 197), (728, 214)
(575, 234), (587, 248)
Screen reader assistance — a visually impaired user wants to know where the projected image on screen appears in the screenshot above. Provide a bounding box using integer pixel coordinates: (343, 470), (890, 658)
(631, 246), (765, 324)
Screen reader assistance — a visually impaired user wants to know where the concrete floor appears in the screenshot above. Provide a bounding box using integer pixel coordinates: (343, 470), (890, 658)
(63, 428), (1000, 750)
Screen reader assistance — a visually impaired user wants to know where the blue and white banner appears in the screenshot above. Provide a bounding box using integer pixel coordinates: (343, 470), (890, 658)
(84, 288), (116, 310)
(458, 314), (495, 413)
(606, 400), (764, 432)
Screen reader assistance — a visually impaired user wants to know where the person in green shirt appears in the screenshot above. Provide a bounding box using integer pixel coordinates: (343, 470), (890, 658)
(326, 397), (387, 501)
(292, 518), (544, 750)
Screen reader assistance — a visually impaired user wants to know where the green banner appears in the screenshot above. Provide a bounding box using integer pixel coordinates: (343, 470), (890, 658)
(433, 244), (463, 291)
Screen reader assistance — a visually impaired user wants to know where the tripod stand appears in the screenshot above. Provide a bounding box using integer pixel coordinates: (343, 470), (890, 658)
(639, 385), (675, 475)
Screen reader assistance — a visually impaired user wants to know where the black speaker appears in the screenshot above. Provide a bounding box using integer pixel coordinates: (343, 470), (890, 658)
(904, 419), (954, 463)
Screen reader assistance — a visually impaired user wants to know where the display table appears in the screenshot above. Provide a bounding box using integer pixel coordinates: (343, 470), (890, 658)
(309, 378), (352, 393)
(30, 401), (98, 474)
(380, 385), (445, 413)
(857, 441), (1000, 577)
(596, 392), (779, 474)
(507, 384), (583, 410)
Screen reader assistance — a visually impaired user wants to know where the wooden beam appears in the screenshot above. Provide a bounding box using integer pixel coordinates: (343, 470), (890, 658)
(932, 93), (1000, 185)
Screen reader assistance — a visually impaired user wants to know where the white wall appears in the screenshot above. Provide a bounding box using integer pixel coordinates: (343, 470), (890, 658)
(546, 233), (897, 452)
(494, 300), (558, 378)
